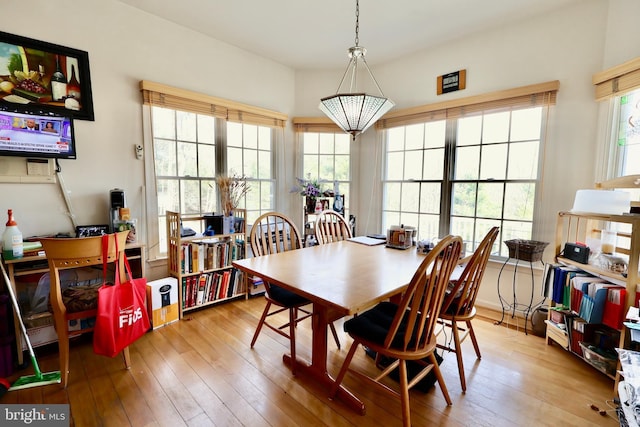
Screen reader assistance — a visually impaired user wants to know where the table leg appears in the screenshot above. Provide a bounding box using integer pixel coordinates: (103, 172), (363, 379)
(282, 303), (366, 415)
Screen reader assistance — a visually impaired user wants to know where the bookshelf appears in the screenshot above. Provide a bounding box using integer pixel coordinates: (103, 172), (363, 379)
(166, 210), (247, 319)
(546, 210), (640, 390)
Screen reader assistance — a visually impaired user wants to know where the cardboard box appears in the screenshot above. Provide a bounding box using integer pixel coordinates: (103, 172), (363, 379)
(146, 277), (179, 329)
(21, 325), (58, 351)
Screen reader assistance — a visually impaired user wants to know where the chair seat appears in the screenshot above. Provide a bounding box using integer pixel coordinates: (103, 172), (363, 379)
(344, 302), (421, 352)
(268, 285), (309, 307)
(440, 305), (476, 321)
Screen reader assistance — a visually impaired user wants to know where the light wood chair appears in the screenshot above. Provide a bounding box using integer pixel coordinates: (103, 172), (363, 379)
(436, 226), (499, 392)
(329, 235), (463, 427)
(314, 210), (352, 245)
(248, 212), (313, 374)
(39, 231), (131, 387)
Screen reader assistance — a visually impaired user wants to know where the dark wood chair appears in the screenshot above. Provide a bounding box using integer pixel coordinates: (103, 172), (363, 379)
(314, 210), (352, 245)
(329, 235), (463, 427)
(248, 212), (339, 374)
(437, 226), (499, 392)
(39, 231), (131, 387)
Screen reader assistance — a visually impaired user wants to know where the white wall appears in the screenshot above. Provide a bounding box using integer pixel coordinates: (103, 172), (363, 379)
(0, 0), (295, 242)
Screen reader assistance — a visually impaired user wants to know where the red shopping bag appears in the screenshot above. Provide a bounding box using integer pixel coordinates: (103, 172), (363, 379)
(93, 235), (150, 357)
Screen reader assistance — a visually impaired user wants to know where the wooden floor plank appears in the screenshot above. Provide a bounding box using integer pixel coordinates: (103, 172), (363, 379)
(0, 296), (621, 426)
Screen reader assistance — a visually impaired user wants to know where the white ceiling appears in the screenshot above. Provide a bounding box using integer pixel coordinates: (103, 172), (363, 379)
(118, 0), (583, 70)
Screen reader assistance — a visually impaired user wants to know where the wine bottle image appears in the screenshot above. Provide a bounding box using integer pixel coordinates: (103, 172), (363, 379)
(67, 64), (81, 101)
(50, 55), (67, 102)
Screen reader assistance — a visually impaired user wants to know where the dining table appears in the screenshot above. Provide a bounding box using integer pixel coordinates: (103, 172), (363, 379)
(232, 239), (431, 414)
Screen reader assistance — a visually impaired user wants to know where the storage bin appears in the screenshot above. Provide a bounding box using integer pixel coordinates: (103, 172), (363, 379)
(579, 342), (617, 376)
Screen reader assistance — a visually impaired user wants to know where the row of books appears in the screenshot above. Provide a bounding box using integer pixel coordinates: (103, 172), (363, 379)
(181, 268), (245, 308)
(548, 264), (632, 329)
(177, 239), (245, 274)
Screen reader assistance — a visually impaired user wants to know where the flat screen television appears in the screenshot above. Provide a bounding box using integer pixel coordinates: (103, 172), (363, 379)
(0, 108), (76, 159)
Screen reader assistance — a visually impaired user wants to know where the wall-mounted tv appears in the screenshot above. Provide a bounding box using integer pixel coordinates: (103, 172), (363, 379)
(0, 109), (76, 159)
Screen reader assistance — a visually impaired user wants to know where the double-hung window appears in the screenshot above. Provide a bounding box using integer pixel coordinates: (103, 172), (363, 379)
(378, 81), (558, 256)
(141, 82), (286, 260)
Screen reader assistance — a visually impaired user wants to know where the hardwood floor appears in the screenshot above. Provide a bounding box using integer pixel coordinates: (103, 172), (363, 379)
(0, 296), (620, 426)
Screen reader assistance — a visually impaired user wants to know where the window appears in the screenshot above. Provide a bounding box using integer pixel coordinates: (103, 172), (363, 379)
(301, 131), (351, 215)
(379, 81), (558, 255)
(141, 81), (286, 260)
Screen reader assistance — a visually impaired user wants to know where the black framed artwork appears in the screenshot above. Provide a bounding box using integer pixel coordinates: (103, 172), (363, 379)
(0, 31), (94, 121)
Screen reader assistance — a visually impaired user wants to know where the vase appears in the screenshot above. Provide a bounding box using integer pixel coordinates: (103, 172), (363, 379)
(306, 197), (316, 214)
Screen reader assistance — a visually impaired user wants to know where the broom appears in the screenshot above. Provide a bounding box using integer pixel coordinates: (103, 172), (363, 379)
(0, 257), (61, 390)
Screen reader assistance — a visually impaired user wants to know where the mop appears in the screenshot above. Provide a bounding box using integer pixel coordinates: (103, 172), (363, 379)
(0, 257), (61, 390)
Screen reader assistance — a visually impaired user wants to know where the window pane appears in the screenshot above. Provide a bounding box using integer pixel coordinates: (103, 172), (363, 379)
(511, 108), (542, 141)
(400, 182), (419, 212)
(335, 155), (349, 180)
(418, 214), (440, 240)
(178, 142), (197, 177)
(197, 114), (215, 143)
(404, 151), (422, 180)
(405, 124), (424, 150)
(154, 138), (176, 176)
(304, 133), (319, 154)
(508, 141), (539, 179)
(420, 183), (441, 214)
(423, 148), (444, 180)
(457, 115), (481, 146)
(176, 111), (197, 142)
(425, 121), (446, 149)
(319, 155), (334, 180)
(181, 180), (201, 213)
(228, 146), (243, 175)
(450, 217), (475, 246)
(504, 182), (535, 221)
(335, 134), (350, 154)
(260, 181), (273, 209)
(387, 127), (405, 151)
(198, 143), (215, 178)
(477, 183), (504, 219)
(451, 183), (477, 217)
(303, 154), (319, 179)
(201, 180), (216, 212)
(384, 182), (401, 211)
(386, 152), (404, 180)
(319, 133), (335, 153)
(480, 144), (507, 180)
(243, 124), (257, 149)
(157, 179), (179, 214)
(482, 111), (509, 143)
(243, 148), (258, 178)
(152, 107), (175, 139)
(455, 146), (479, 180)
(227, 122), (242, 147)
(258, 150), (271, 179)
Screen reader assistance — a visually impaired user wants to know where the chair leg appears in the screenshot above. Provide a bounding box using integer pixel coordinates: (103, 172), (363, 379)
(329, 341), (359, 398)
(122, 346), (131, 369)
(467, 320), (481, 359)
(398, 360), (411, 427)
(251, 300), (272, 348)
(57, 328), (70, 388)
(329, 322), (341, 349)
(452, 321), (466, 392)
(289, 307), (297, 376)
(430, 352), (452, 405)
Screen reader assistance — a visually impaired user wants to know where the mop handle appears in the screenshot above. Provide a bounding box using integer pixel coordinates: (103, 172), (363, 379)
(0, 256), (41, 369)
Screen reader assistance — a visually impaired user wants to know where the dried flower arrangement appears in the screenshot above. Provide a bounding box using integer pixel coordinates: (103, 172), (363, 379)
(216, 173), (249, 216)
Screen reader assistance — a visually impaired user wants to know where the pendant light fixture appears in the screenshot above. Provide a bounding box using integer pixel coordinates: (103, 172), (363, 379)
(319, 0), (394, 140)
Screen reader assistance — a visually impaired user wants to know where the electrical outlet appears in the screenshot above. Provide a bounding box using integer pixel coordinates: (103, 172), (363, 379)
(135, 144), (143, 160)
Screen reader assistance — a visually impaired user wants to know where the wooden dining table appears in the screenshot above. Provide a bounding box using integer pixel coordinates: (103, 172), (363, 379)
(232, 239), (429, 414)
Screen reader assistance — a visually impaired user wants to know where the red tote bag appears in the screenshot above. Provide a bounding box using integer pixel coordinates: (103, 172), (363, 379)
(93, 235), (150, 358)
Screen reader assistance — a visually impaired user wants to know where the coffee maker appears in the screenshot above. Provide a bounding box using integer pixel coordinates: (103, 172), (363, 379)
(109, 188), (126, 232)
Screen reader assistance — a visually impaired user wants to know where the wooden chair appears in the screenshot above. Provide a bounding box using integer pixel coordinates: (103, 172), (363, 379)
(329, 235), (463, 427)
(437, 226), (499, 392)
(314, 210), (352, 244)
(39, 231), (131, 387)
(249, 212), (338, 374)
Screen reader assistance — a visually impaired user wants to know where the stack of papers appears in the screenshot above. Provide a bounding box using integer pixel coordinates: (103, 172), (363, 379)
(347, 236), (387, 246)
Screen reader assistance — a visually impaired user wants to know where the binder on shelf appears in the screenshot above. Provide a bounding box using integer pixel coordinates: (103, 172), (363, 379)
(602, 287), (626, 330)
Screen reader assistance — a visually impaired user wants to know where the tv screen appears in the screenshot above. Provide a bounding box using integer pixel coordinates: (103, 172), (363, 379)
(0, 109), (76, 159)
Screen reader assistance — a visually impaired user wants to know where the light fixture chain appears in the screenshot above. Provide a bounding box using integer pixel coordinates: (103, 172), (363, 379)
(354, 0), (360, 47)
